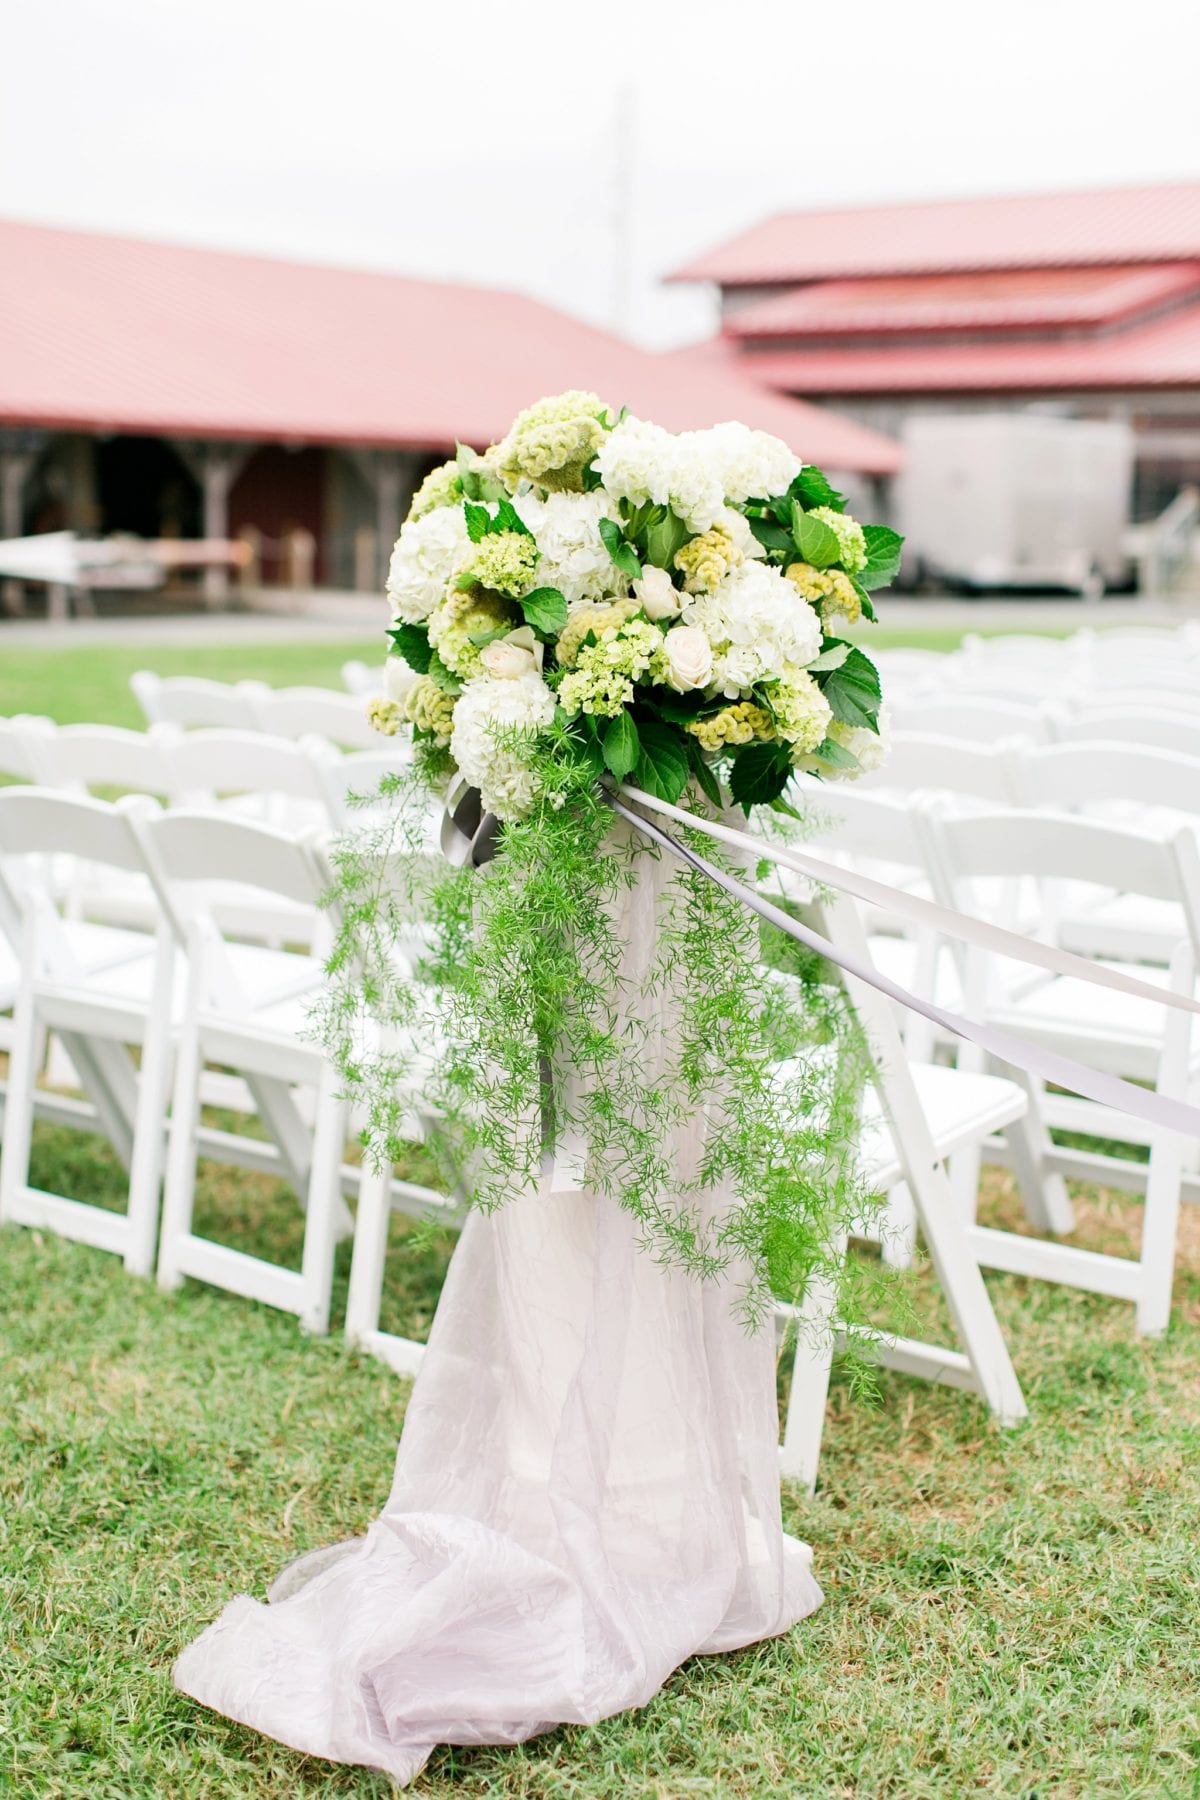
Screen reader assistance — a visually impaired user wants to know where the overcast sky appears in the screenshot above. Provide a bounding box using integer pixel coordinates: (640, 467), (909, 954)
(3, 0), (1198, 349)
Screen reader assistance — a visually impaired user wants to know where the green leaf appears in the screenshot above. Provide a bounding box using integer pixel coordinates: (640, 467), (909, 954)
(819, 646), (882, 732)
(564, 716), (606, 780)
(789, 466), (847, 513)
(645, 689), (715, 724)
(463, 500), (491, 544)
(860, 525), (904, 591)
(748, 516), (794, 555)
(387, 621), (432, 674)
(642, 507), (691, 571)
(807, 641), (852, 673)
(598, 515), (642, 581)
(494, 496), (534, 539)
(601, 711), (640, 781)
(813, 735), (861, 771)
(426, 651), (462, 694)
(520, 586), (568, 638)
(684, 735), (723, 809)
(791, 504), (842, 569)
(728, 740), (792, 812)
(632, 720), (689, 805)
(850, 576), (877, 622)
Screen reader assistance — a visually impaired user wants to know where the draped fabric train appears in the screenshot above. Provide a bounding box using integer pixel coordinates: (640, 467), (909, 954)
(173, 826), (823, 1785)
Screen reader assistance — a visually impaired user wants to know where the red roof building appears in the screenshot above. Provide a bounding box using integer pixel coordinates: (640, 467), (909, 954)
(671, 182), (1200, 520)
(0, 219), (898, 597)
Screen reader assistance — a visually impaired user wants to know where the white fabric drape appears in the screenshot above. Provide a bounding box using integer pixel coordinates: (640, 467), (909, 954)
(174, 830), (823, 1785)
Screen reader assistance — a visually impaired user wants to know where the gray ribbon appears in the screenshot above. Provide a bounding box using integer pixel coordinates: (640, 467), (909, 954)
(607, 793), (1200, 1143)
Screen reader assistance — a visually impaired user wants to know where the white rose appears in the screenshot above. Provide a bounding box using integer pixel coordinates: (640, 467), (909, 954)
(383, 656), (418, 705)
(633, 565), (681, 622)
(663, 624), (713, 693)
(479, 635), (539, 680)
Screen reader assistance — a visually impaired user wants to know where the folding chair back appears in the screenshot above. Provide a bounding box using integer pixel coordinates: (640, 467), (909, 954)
(861, 731), (1026, 804)
(251, 686), (379, 749)
(1050, 708), (1200, 759)
(891, 696), (1052, 744)
(39, 723), (181, 800)
(1017, 742), (1200, 821)
(0, 715), (55, 783)
(131, 671), (267, 731)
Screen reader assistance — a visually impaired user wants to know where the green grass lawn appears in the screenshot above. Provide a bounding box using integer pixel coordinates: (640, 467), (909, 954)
(3, 1135), (1199, 1799)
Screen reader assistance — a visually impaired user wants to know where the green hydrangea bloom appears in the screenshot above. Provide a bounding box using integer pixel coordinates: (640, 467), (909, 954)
(427, 590), (520, 679)
(809, 506), (868, 574)
(464, 530), (540, 599)
(557, 617), (663, 718)
(766, 668), (833, 754)
(408, 460), (464, 522)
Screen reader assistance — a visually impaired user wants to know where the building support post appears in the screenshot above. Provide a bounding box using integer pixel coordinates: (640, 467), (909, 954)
(346, 449), (423, 590)
(0, 432), (45, 616)
(175, 440), (253, 607)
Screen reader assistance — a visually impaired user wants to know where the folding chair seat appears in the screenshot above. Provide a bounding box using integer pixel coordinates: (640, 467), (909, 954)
(923, 803), (1200, 1335)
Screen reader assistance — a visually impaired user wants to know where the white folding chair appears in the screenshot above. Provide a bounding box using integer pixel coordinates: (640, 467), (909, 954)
(1049, 708), (1200, 760)
(0, 791), (175, 1274)
(36, 722), (181, 800)
(168, 727), (330, 833)
(131, 671), (269, 731)
(0, 715), (56, 784)
(139, 812), (439, 1333)
(924, 803), (1200, 1335)
(1016, 742), (1200, 963)
(891, 697), (1054, 744)
(251, 686), (380, 749)
(341, 660), (381, 697)
(775, 889), (1028, 1490)
(309, 741), (419, 833)
(859, 731), (1027, 804)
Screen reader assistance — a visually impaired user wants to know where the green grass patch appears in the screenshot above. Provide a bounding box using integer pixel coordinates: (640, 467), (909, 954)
(0, 640), (381, 729)
(3, 1125), (1198, 1798)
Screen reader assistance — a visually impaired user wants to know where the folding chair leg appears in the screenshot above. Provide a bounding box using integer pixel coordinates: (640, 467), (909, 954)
(296, 1070), (345, 1336)
(123, 938), (176, 1277)
(879, 1180), (919, 1269)
(778, 1249), (844, 1493)
(158, 1022), (204, 1292)
(1137, 1131), (1184, 1337)
(1003, 1071), (1074, 1236)
(345, 1155), (392, 1345)
(949, 1142), (984, 1223)
(0, 962), (40, 1225)
(57, 1032), (138, 1173)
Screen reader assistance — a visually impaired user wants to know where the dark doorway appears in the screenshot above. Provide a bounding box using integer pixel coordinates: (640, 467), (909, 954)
(95, 436), (200, 538)
(230, 445), (328, 584)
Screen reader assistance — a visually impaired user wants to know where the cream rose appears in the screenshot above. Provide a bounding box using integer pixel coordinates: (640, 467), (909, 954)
(662, 624), (713, 693)
(478, 626), (544, 680)
(633, 565), (682, 623)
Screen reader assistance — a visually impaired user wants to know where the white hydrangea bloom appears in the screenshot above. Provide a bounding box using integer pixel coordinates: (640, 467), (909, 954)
(449, 671), (557, 821)
(513, 489), (623, 606)
(701, 421), (801, 505)
(682, 561), (822, 697)
(386, 506), (472, 624)
(594, 416), (725, 534)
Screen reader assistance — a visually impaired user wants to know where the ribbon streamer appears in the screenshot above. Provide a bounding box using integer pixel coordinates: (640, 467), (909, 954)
(606, 793), (1200, 1143)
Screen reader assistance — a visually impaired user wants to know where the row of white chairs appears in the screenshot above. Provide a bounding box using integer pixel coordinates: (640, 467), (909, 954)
(796, 771), (1200, 1339)
(0, 780), (1037, 1490)
(132, 669), (382, 748)
(876, 623), (1200, 706)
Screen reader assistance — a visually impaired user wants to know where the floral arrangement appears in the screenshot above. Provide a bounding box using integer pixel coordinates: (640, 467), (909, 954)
(324, 392), (901, 1330)
(367, 390), (899, 822)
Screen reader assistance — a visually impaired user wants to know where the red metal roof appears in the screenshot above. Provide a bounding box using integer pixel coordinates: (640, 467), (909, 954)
(0, 219), (900, 474)
(733, 299), (1200, 395)
(726, 265), (1200, 339)
(671, 182), (1200, 287)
